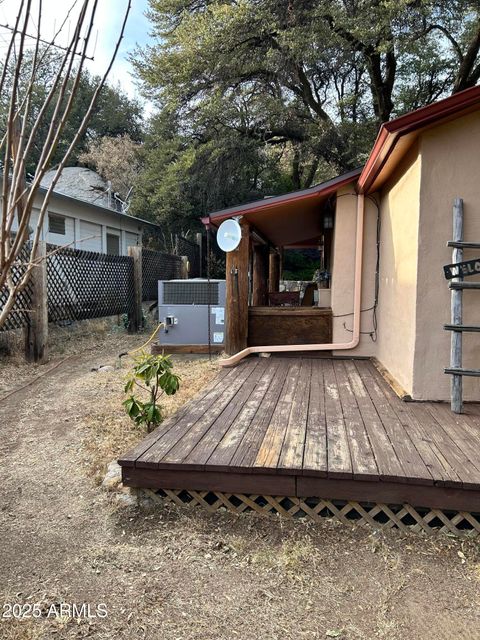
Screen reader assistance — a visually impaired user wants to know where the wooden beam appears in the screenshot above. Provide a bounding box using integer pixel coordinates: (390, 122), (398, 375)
(248, 306), (332, 346)
(121, 467), (480, 513)
(269, 249), (281, 293)
(24, 241), (48, 363)
(152, 344), (223, 355)
(122, 467), (296, 496)
(225, 221), (250, 355)
(450, 198), (463, 413)
(250, 226), (271, 247)
(128, 245), (143, 333)
(196, 232), (203, 277)
(252, 244), (269, 306)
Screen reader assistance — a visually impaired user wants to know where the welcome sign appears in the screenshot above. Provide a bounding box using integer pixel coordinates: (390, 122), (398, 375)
(444, 258), (480, 280)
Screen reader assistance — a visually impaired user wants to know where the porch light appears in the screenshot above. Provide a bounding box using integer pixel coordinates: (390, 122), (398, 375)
(323, 213), (334, 229)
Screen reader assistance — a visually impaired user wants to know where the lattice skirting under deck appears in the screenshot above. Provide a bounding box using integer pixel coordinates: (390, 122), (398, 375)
(143, 488), (480, 537)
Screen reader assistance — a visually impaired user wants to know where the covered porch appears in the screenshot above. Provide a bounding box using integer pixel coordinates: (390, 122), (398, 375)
(203, 169), (361, 356)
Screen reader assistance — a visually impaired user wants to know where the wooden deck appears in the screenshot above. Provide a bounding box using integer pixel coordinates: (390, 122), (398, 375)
(119, 357), (480, 513)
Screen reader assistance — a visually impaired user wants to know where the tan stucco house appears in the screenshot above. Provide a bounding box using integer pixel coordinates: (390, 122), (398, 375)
(203, 85), (480, 402)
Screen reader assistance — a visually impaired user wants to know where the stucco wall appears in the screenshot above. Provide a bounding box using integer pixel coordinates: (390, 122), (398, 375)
(331, 185), (379, 357)
(331, 114), (480, 400)
(374, 144), (421, 395)
(413, 111), (480, 400)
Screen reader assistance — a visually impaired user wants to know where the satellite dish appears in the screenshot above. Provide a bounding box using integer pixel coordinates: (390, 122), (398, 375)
(217, 218), (242, 252)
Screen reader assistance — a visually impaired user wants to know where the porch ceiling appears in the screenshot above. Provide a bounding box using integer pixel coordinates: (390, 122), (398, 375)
(244, 196), (325, 247)
(204, 168), (361, 247)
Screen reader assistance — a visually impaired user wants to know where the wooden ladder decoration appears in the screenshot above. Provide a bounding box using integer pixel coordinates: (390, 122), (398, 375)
(444, 198), (480, 413)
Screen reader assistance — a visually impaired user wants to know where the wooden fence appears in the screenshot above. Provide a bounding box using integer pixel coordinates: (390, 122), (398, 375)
(142, 249), (184, 300)
(0, 242), (188, 361)
(46, 244), (137, 322)
(174, 235), (202, 279)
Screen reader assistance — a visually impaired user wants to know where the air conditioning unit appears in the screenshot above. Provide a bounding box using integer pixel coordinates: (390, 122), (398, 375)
(158, 279), (226, 347)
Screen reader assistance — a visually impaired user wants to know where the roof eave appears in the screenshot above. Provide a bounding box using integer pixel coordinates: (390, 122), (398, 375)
(37, 185), (161, 230)
(202, 167), (362, 228)
(358, 84), (480, 193)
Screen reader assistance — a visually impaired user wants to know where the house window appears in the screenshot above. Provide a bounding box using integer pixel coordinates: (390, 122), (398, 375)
(106, 233), (120, 255)
(125, 232), (139, 249)
(48, 213), (65, 235)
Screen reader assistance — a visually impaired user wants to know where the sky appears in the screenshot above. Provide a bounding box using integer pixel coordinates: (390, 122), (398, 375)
(0, 0), (153, 102)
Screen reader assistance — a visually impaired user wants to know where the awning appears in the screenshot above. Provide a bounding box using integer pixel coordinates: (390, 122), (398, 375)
(202, 168), (361, 247)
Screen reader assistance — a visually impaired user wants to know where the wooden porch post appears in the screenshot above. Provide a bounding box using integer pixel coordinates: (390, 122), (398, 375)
(225, 221), (250, 355)
(252, 244), (269, 306)
(279, 247), (284, 280)
(269, 249), (281, 293)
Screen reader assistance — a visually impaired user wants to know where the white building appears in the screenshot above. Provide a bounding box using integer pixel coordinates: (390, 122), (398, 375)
(20, 167), (158, 255)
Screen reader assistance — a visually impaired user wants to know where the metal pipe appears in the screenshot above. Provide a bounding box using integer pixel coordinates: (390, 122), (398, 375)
(219, 193), (365, 367)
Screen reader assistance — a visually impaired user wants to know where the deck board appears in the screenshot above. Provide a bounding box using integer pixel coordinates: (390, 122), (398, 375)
(323, 359), (353, 479)
(120, 357), (480, 512)
(423, 403), (480, 488)
(134, 365), (245, 468)
(333, 360), (378, 480)
(206, 359), (277, 470)
(158, 360), (258, 467)
(302, 359), (328, 477)
(254, 360), (301, 470)
(381, 394), (462, 488)
(359, 361), (434, 485)
(119, 366), (233, 467)
(278, 358), (312, 472)
(229, 359), (290, 471)
(184, 359), (267, 468)
(343, 361), (405, 482)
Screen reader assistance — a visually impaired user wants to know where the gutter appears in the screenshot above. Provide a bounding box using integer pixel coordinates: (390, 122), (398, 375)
(358, 84), (480, 193)
(219, 193), (365, 367)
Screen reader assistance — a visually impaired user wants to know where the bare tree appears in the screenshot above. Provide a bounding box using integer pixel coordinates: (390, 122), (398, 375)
(0, 0), (131, 329)
(79, 133), (141, 205)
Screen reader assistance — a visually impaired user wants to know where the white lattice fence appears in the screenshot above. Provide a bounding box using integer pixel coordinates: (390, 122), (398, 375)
(143, 489), (480, 537)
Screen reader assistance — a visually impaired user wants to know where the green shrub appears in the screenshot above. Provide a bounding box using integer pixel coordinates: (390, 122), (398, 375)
(123, 353), (180, 432)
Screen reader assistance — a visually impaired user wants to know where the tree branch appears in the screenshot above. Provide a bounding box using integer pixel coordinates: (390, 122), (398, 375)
(453, 20), (480, 93)
(0, 0), (132, 329)
(422, 24), (464, 62)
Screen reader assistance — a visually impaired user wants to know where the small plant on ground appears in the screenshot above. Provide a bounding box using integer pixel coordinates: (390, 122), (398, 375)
(123, 353), (180, 432)
(122, 311), (147, 331)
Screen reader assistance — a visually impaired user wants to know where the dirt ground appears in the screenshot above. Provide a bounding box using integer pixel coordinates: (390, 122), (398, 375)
(0, 325), (479, 640)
